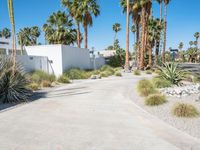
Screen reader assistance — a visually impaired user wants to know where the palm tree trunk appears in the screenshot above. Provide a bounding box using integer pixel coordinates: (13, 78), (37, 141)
(136, 23), (140, 69)
(7, 0), (16, 72)
(160, 2), (162, 22)
(125, 0), (130, 70)
(140, 7), (146, 70)
(148, 45), (152, 67)
(84, 24), (88, 49)
(77, 22), (81, 48)
(162, 3), (167, 63)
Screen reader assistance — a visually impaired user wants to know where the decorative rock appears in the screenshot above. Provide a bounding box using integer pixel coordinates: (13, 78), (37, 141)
(90, 75), (101, 80)
(160, 83), (200, 97)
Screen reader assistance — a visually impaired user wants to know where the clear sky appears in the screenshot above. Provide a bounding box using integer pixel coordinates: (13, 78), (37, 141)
(0, 0), (199, 51)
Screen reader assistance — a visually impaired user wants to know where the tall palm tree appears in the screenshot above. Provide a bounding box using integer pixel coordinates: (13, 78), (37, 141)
(178, 42), (183, 51)
(78, 0), (100, 49)
(7, 0), (16, 70)
(112, 23), (121, 46)
(125, 0), (130, 70)
(189, 41), (193, 48)
(162, 0), (171, 63)
(156, 0), (163, 22)
(2, 28), (11, 39)
(194, 32), (199, 49)
(62, 0), (83, 48)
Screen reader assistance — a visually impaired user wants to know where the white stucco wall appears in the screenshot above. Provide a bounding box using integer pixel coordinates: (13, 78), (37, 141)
(25, 45), (63, 77)
(61, 45), (91, 71)
(16, 55), (49, 73)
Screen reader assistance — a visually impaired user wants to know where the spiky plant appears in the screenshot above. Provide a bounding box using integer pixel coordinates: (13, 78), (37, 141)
(159, 63), (185, 85)
(0, 57), (32, 103)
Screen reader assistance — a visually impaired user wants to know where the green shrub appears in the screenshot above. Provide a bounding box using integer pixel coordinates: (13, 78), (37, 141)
(64, 68), (90, 80)
(100, 71), (109, 77)
(145, 94), (166, 106)
(145, 70), (152, 74)
(114, 67), (122, 72)
(154, 69), (161, 75)
(0, 57), (32, 103)
(30, 70), (56, 83)
(159, 63), (185, 85)
(193, 76), (200, 83)
(28, 83), (40, 91)
(41, 80), (52, 87)
(134, 70), (141, 76)
(172, 103), (199, 117)
(57, 75), (70, 83)
(152, 77), (171, 88)
(137, 79), (157, 97)
(115, 71), (122, 77)
(100, 65), (115, 75)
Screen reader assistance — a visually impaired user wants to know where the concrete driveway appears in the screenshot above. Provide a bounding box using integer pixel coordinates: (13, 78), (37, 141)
(0, 73), (200, 150)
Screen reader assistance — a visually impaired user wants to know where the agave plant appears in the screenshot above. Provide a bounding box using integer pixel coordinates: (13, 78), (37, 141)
(0, 57), (32, 103)
(159, 63), (185, 85)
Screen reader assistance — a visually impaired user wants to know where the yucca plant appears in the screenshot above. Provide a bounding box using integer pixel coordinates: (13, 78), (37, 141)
(0, 57), (32, 103)
(159, 63), (185, 85)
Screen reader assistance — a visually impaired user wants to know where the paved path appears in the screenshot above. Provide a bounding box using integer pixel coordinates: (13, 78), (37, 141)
(0, 74), (200, 150)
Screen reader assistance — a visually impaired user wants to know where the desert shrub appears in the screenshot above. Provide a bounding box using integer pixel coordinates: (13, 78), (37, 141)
(114, 67), (122, 72)
(145, 94), (166, 106)
(193, 76), (200, 83)
(28, 82), (40, 91)
(172, 103), (199, 117)
(134, 70), (141, 76)
(145, 70), (152, 74)
(115, 71), (122, 77)
(137, 79), (157, 97)
(0, 57), (32, 103)
(64, 68), (90, 80)
(100, 65), (115, 75)
(154, 69), (161, 75)
(152, 77), (171, 88)
(100, 71), (109, 77)
(41, 80), (52, 87)
(159, 63), (185, 85)
(30, 70), (56, 83)
(57, 75), (70, 83)
(92, 70), (101, 75)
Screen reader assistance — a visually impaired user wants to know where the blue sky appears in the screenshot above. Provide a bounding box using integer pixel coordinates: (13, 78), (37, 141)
(0, 0), (200, 51)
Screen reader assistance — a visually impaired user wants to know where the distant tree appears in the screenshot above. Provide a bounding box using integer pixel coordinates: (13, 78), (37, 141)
(1, 28), (11, 39)
(43, 11), (77, 45)
(178, 42), (184, 51)
(17, 26), (40, 54)
(189, 41), (194, 48)
(194, 32), (199, 49)
(112, 23), (121, 46)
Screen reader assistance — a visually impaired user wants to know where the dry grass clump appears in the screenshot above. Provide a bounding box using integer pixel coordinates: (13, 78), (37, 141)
(172, 103), (199, 117)
(145, 94), (166, 106)
(152, 77), (171, 88)
(134, 70), (141, 76)
(41, 80), (52, 87)
(115, 71), (122, 77)
(145, 70), (152, 74)
(57, 75), (70, 83)
(28, 82), (40, 91)
(137, 79), (157, 97)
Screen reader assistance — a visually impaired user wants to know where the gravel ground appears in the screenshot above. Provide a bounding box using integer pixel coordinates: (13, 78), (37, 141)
(132, 84), (200, 139)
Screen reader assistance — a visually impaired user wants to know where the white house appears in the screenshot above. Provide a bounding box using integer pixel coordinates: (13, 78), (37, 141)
(25, 45), (99, 77)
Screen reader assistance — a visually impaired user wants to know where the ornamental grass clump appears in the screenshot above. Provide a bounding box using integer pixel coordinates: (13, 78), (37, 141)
(100, 65), (115, 75)
(28, 82), (40, 91)
(152, 77), (171, 88)
(57, 75), (70, 83)
(30, 70), (56, 83)
(134, 70), (141, 76)
(145, 70), (152, 74)
(137, 79), (157, 97)
(145, 94), (166, 106)
(64, 68), (90, 80)
(115, 71), (122, 77)
(0, 57), (32, 103)
(172, 103), (199, 118)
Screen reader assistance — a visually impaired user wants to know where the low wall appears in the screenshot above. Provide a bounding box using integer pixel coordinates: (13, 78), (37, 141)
(90, 56), (105, 70)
